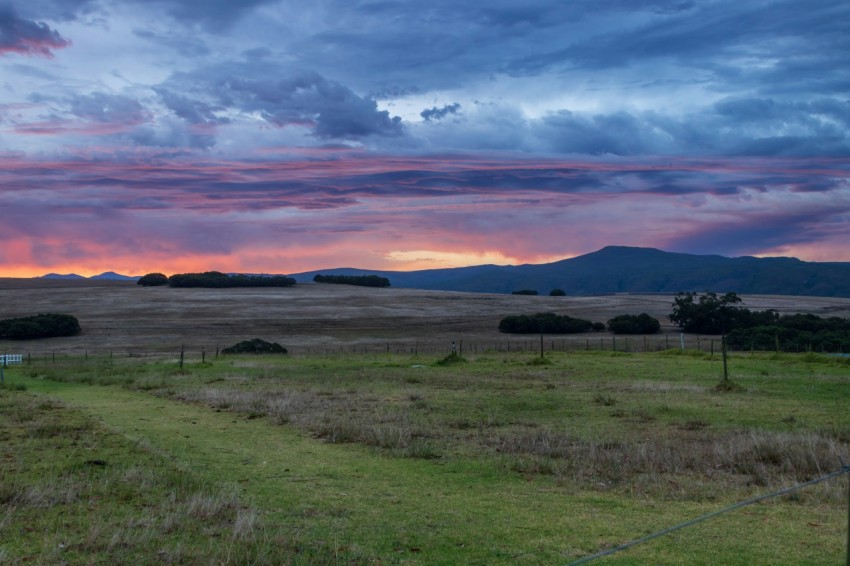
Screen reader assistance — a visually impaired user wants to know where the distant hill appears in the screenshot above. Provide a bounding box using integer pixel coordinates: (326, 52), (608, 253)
(40, 273), (87, 280)
(90, 272), (139, 281)
(41, 272), (138, 281)
(291, 246), (850, 297)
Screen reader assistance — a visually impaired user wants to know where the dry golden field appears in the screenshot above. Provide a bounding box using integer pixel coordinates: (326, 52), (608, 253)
(2, 278), (849, 355)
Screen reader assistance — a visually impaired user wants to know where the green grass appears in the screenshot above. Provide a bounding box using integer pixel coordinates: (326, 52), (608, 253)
(3, 350), (849, 563)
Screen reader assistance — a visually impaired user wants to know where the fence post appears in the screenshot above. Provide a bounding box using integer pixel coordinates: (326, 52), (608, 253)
(180, 345), (184, 370)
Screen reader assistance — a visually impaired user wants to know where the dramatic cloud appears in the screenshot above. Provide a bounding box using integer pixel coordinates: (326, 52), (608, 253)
(0, 5), (70, 57)
(0, 0), (848, 276)
(421, 103), (461, 122)
(158, 66), (403, 140)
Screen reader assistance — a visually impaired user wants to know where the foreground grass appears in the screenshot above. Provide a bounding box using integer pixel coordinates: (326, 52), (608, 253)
(4, 349), (850, 563)
(0, 386), (336, 564)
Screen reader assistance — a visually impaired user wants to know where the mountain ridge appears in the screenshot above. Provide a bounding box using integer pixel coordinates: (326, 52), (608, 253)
(31, 246), (850, 297)
(291, 246), (850, 297)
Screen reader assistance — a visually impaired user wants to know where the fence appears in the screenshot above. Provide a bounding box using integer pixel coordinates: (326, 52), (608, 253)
(3, 332), (848, 363)
(569, 464), (850, 564)
(1, 353), (23, 365)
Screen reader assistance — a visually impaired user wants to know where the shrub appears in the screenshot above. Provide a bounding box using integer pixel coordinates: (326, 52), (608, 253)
(221, 339), (288, 355)
(137, 272), (169, 286)
(435, 352), (467, 366)
(549, 288), (566, 296)
(0, 313), (81, 339)
(607, 313), (661, 334)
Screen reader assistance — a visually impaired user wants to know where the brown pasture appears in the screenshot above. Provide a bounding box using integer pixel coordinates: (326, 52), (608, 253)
(2, 278), (849, 355)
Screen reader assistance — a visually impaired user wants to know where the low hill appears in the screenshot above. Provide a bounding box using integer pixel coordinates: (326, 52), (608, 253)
(291, 246), (850, 297)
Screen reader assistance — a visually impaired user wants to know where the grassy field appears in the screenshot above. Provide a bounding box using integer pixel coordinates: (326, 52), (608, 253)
(2, 348), (849, 564)
(3, 279), (849, 355)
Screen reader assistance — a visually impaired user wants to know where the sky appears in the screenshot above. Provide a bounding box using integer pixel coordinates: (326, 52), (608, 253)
(1, 0), (848, 277)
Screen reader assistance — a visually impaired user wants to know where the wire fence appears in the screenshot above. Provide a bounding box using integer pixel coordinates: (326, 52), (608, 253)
(568, 464), (850, 564)
(3, 331), (849, 364)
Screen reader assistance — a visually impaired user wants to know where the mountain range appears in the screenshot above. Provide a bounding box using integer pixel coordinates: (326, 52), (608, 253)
(41, 271), (139, 281)
(290, 246), (850, 297)
(37, 247), (850, 297)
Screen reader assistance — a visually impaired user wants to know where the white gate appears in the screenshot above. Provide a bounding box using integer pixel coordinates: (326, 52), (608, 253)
(0, 354), (23, 365)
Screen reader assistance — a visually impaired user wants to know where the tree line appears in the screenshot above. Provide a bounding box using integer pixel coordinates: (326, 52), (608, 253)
(499, 290), (849, 347)
(0, 313), (81, 339)
(313, 274), (391, 287)
(499, 312), (660, 335)
(138, 271), (296, 288)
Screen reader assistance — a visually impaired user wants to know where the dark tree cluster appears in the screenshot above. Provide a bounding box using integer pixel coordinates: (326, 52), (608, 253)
(313, 274), (390, 287)
(725, 314), (850, 351)
(221, 338), (288, 355)
(168, 271), (296, 288)
(499, 312), (597, 334)
(669, 292), (773, 334)
(549, 288), (567, 296)
(607, 313), (661, 335)
(511, 289), (539, 295)
(137, 273), (169, 286)
(0, 313), (81, 339)
(670, 292), (850, 351)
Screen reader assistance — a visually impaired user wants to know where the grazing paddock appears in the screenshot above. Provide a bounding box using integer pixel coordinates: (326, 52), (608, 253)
(2, 348), (849, 564)
(2, 278), (849, 356)
(1, 281), (849, 562)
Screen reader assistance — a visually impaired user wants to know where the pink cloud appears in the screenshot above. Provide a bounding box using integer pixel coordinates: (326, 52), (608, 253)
(0, 151), (848, 277)
(0, 8), (70, 58)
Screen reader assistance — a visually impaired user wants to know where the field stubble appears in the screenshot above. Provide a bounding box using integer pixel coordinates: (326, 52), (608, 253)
(2, 279), (850, 355)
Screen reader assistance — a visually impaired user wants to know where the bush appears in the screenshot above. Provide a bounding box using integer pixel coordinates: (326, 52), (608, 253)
(435, 352), (467, 366)
(313, 274), (390, 287)
(0, 313), (81, 339)
(549, 288), (566, 296)
(511, 290), (539, 296)
(607, 313), (661, 335)
(220, 339), (288, 355)
(499, 312), (595, 334)
(137, 272), (169, 286)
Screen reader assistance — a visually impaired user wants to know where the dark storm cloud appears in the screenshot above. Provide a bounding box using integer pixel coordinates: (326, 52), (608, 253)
(0, 4), (70, 57)
(666, 208), (850, 258)
(155, 88), (228, 126)
(421, 103), (461, 122)
(159, 65), (403, 140)
(525, 99), (850, 158)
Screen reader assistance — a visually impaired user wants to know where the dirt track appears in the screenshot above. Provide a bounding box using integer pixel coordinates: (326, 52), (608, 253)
(2, 279), (849, 355)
